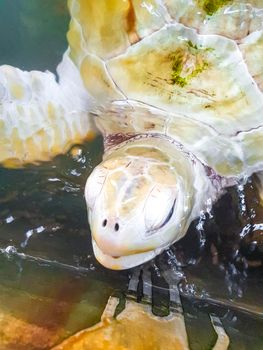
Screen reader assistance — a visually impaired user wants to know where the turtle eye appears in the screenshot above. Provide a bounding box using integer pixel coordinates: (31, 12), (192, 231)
(144, 186), (176, 235)
(85, 166), (107, 209)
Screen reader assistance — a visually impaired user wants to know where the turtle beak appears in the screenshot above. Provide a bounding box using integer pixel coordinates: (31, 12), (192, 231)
(92, 239), (159, 270)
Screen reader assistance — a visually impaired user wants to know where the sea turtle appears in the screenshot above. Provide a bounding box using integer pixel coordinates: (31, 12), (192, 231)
(0, 0), (263, 270)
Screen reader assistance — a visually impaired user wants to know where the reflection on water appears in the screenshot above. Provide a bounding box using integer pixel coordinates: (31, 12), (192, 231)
(0, 136), (128, 348)
(0, 137), (263, 349)
(0, 250), (127, 350)
(0, 137), (105, 268)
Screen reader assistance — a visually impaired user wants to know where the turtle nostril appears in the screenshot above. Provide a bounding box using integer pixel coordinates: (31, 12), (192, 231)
(114, 223), (119, 232)
(102, 219), (107, 227)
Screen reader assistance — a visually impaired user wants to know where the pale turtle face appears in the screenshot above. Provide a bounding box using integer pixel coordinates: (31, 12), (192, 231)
(85, 146), (181, 270)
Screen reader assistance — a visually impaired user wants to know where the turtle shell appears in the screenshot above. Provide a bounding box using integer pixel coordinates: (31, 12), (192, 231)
(67, 0), (263, 179)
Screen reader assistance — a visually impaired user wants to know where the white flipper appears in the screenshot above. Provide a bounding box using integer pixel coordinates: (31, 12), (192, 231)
(0, 52), (96, 167)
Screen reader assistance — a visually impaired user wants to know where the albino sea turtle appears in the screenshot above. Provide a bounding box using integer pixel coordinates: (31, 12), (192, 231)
(1, 0), (263, 270)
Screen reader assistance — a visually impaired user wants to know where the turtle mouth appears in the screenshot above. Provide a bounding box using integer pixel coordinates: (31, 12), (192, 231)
(92, 239), (158, 270)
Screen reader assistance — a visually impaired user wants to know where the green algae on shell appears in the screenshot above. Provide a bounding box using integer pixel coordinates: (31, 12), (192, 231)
(163, 0), (261, 40)
(170, 41), (210, 88)
(197, 0), (233, 16)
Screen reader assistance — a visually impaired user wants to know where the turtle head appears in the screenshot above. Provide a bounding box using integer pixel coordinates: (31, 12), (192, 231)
(84, 141), (189, 270)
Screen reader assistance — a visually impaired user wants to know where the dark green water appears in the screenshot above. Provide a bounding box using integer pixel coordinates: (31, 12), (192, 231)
(0, 0), (69, 71)
(0, 1), (263, 349)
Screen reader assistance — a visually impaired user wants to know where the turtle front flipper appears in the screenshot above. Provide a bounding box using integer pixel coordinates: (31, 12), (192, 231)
(0, 52), (96, 168)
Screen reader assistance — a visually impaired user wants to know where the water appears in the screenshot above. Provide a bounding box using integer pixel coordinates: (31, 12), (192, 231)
(0, 0), (69, 71)
(0, 138), (105, 268)
(0, 1), (263, 349)
(0, 249), (131, 348)
(1, 137), (261, 349)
